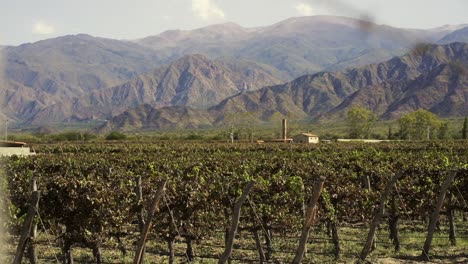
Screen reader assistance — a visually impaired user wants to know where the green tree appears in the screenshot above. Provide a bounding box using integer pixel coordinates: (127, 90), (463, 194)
(398, 109), (441, 140)
(346, 107), (376, 139)
(387, 126), (393, 140)
(463, 117), (468, 140)
(105, 131), (127, 140)
(438, 122), (449, 140)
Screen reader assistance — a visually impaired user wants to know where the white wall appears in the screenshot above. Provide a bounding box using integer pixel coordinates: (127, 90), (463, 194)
(309, 137), (319, 144)
(0, 147), (33, 156)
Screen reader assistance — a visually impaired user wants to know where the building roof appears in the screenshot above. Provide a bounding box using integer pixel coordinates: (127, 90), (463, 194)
(0, 141), (27, 147)
(297, 133), (319, 137)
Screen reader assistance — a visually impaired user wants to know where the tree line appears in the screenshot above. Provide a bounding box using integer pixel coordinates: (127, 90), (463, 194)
(347, 107), (468, 140)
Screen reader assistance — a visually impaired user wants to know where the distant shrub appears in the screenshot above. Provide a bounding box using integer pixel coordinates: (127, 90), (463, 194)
(209, 134), (224, 141)
(45, 131), (97, 142)
(82, 132), (97, 141)
(105, 131), (127, 140)
(157, 135), (171, 140)
(185, 134), (203, 140)
(61, 131), (83, 141)
(7, 134), (41, 143)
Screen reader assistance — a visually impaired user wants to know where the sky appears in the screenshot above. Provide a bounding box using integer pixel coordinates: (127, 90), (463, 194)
(0, 0), (467, 46)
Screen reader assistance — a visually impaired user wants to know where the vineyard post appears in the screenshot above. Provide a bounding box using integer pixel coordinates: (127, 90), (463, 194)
(362, 174), (377, 251)
(359, 173), (401, 261)
(134, 180), (167, 264)
(135, 176), (146, 231)
(135, 176), (146, 263)
(388, 194), (400, 252)
(292, 175), (326, 264)
(447, 193), (456, 246)
(13, 180), (41, 264)
(219, 181), (255, 264)
(330, 221), (340, 259)
(253, 227), (266, 263)
(248, 204), (266, 263)
(27, 178), (38, 264)
(265, 228), (273, 261)
(421, 170), (457, 260)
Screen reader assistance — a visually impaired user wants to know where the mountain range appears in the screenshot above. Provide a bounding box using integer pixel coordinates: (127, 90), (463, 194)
(438, 26), (468, 44)
(99, 42), (468, 132)
(0, 16), (467, 131)
(28, 54), (285, 125)
(138, 16), (466, 77)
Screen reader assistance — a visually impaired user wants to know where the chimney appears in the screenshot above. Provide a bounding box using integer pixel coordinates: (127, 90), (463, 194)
(282, 119), (287, 140)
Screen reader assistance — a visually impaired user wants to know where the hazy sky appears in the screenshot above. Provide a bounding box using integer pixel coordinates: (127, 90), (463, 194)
(1, 0), (467, 46)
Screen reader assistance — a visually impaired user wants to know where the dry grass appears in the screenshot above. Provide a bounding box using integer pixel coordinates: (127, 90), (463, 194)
(5, 216), (467, 263)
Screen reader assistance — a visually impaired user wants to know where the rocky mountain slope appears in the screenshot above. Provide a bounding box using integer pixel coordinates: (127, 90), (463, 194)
(1, 16), (466, 128)
(28, 54), (285, 124)
(100, 43), (468, 131)
(0, 34), (164, 121)
(438, 26), (468, 44)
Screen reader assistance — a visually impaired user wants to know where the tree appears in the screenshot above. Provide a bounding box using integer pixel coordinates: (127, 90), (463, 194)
(438, 122), (449, 140)
(346, 107), (376, 139)
(398, 110), (441, 140)
(222, 111), (259, 141)
(105, 131), (127, 140)
(463, 117), (468, 140)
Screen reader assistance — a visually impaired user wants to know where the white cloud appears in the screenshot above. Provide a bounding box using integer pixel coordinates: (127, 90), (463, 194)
(192, 0), (225, 20)
(295, 3), (314, 16)
(33, 21), (56, 35)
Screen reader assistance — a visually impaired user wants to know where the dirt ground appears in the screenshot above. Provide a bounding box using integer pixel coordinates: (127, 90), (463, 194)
(375, 256), (468, 264)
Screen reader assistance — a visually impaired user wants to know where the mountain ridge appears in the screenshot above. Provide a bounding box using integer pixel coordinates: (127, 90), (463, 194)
(28, 54), (285, 125)
(99, 42), (468, 132)
(1, 16), (467, 129)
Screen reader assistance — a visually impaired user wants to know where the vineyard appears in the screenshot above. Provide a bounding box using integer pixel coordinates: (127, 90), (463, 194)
(1, 141), (468, 263)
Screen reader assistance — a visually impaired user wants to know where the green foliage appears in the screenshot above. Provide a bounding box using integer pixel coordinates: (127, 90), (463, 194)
(346, 107), (376, 139)
(5, 133), (41, 143)
(438, 122), (450, 140)
(31, 131), (97, 142)
(398, 109), (441, 140)
(3, 141), (467, 262)
(185, 133), (204, 140)
(105, 131), (127, 140)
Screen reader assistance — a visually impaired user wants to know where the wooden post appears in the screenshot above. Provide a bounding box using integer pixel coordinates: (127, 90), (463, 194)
(253, 227), (266, 264)
(135, 176), (146, 263)
(219, 181), (255, 264)
(362, 174), (377, 251)
(360, 173), (401, 261)
(388, 195), (400, 252)
(247, 202), (266, 264)
(13, 189), (41, 264)
(136, 176), (146, 231)
(447, 193), (456, 246)
(331, 221), (340, 260)
(292, 176), (326, 264)
(248, 207), (266, 264)
(134, 180), (167, 264)
(28, 178), (38, 264)
(167, 236), (176, 264)
(422, 171), (457, 260)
